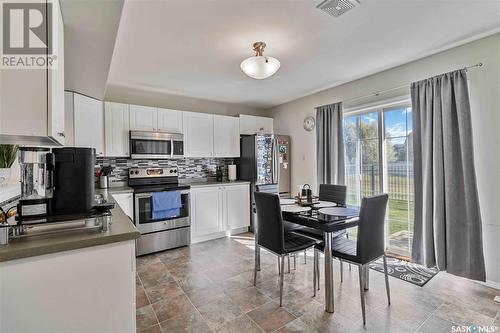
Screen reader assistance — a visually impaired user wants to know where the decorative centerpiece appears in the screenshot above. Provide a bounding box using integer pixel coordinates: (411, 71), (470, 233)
(0, 144), (18, 187)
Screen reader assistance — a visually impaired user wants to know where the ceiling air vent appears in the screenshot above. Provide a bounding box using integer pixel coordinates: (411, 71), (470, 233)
(316, 0), (360, 17)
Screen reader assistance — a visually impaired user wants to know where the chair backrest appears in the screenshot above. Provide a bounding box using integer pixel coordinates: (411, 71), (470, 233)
(318, 184), (347, 206)
(256, 183), (279, 195)
(254, 191), (284, 255)
(356, 194), (389, 264)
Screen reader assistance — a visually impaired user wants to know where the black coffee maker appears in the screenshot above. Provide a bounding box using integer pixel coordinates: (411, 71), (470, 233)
(17, 147), (96, 220)
(52, 147), (95, 215)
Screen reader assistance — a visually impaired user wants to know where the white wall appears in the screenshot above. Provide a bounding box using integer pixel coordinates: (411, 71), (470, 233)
(105, 84), (267, 117)
(268, 33), (500, 286)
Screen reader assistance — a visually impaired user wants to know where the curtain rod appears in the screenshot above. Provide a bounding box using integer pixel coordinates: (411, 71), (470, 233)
(315, 62), (483, 109)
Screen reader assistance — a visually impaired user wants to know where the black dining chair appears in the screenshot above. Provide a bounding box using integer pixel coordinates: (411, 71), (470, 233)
(253, 191), (318, 306)
(292, 184), (348, 241)
(256, 184), (304, 271)
(313, 193), (390, 325)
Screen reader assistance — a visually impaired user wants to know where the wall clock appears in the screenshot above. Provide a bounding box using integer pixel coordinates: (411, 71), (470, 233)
(303, 116), (315, 131)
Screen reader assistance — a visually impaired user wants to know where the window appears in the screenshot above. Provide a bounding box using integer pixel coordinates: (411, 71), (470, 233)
(343, 104), (414, 257)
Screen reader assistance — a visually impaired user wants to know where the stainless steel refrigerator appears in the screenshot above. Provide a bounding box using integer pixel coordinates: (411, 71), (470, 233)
(238, 134), (291, 231)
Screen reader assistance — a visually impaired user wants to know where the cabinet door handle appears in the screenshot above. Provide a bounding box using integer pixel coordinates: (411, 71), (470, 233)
(57, 132), (65, 137)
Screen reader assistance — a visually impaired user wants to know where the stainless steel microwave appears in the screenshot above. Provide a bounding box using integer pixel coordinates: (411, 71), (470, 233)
(130, 131), (184, 159)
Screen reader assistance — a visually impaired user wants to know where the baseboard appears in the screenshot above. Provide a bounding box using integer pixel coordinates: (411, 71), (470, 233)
(476, 279), (500, 291)
(226, 227), (249, 236)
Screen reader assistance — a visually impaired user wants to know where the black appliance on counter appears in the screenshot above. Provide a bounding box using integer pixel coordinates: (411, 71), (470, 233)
(128, 167), (191, 256)
(53, 147), (95, 215)
(17, 147), (96, 221)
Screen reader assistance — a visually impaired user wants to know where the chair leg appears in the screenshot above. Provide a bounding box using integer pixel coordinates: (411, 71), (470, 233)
(278, 257), (281, 276)
(346, 234), (351, 271)
(313, 249), (317, 297)
(253, 253), (258, 286)
(287, 255), (291, 273)
(363, 266), (370, 290)
(383, 255), (391, 305)
(340, 260), (343, 283)
(280, 255), (285, 306)
(358, 265), (366, 326)
(315, 250), (320, 291)
(304, 250), (307, 264)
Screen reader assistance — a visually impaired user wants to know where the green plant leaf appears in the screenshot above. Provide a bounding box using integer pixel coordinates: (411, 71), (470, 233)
(0, 145), (18, 168)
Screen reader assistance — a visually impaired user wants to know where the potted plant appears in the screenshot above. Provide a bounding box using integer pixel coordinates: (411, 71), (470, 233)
(0, 144), (18, 187)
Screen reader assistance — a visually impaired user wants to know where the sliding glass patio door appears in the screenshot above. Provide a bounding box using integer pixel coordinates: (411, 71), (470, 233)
(343, 104), (414, 258)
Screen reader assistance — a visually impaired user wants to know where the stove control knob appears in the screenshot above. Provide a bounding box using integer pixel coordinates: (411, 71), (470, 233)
(135, 171), (139, 175)
(173, 169), (177, 173)
(170, 169), (174, 173)
(130, 171), (133, 175)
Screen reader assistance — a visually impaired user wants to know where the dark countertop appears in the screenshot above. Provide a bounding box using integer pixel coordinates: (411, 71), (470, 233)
(0, 189), (140, 263)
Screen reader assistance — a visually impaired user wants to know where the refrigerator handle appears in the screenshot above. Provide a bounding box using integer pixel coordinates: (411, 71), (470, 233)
(272, 138), (280, 185)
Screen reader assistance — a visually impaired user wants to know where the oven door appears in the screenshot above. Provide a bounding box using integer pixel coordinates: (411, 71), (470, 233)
(134, 189), (190, 233)
(130, 131), (184, 159)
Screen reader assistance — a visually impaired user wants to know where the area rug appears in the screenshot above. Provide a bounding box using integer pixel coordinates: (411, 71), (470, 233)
(369, 257), (439, 287)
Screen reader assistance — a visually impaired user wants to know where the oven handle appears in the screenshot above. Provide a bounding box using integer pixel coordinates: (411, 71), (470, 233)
(134, 190), (190, 199)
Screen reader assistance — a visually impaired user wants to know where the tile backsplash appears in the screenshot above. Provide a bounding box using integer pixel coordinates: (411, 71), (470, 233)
(96, 157), (236, 187)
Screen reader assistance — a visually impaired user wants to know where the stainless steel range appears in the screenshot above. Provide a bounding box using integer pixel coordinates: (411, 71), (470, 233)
(128, 167), (190, 256)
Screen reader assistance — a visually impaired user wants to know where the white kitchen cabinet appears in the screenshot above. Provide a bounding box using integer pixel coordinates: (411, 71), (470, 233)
(48, 0), (65, 146)
(183, 112), (214, 157)
(0, 0), (65, 146)
(191, 183), (250, 243)
(105, 102), (130, 157)
(0, 241), (136, 332)
(129, 105), (157, 131)
(112, 192), (134, 220)
(225, 184), (250, 230)
(64, 91), (75, 146)
(213, 115), (240, 157)
(239, 115), (273, 135)
(157, 108), (183, 133)
(191, 186), (223, 240)
(73, 93), (104, 155)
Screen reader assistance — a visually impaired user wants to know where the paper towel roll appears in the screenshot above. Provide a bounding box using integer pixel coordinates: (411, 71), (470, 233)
(228, 165), (237, 181)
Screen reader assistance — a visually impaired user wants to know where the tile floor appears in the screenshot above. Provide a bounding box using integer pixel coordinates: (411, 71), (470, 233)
(135, 233), (499, 333)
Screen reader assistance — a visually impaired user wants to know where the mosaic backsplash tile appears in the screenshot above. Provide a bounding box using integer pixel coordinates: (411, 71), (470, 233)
(96, 157), (236, 187)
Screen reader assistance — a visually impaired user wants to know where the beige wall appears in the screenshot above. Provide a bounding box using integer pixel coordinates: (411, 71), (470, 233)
(268, 33), (500, 285)
(104, 84), (267, 117)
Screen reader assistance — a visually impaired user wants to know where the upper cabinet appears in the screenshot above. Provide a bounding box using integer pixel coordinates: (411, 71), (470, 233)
(157, 108), (183, 133)
(239, 115), (273, 135)
(0, 0), (65, 146)
(129, 105), (157, 131)
(48, 0), (65, 145)
(183, 112), (214, 157)
(73, 93), (104, 156)
(213, 115), (240, 157)
(104, 102), (130, 157)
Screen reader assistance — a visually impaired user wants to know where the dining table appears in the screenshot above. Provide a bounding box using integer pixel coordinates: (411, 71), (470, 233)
(253, 197), (360, 314)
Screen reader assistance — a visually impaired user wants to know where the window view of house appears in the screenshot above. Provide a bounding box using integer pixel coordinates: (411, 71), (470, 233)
(344, 106), (414, 257)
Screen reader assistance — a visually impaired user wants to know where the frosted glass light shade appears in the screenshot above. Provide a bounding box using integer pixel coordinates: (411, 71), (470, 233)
(240, 56), (280, 79)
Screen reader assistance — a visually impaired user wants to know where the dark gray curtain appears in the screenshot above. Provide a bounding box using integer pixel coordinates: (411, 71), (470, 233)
(411, 69), (485, 281)
(316, 102), (345, 186)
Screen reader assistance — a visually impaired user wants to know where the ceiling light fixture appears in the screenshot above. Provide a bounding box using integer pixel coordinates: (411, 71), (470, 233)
(240, 42), (280, 79)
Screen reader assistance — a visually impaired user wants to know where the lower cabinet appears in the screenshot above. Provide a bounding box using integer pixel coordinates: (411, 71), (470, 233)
(190, 183), (250, 243)
(0, 241), (136, 332)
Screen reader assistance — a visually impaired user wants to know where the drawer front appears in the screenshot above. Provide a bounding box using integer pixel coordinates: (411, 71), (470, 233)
(136, 227), (190, 256)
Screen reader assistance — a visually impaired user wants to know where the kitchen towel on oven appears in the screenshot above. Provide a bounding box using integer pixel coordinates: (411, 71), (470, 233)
(152, 191), (182, 220)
